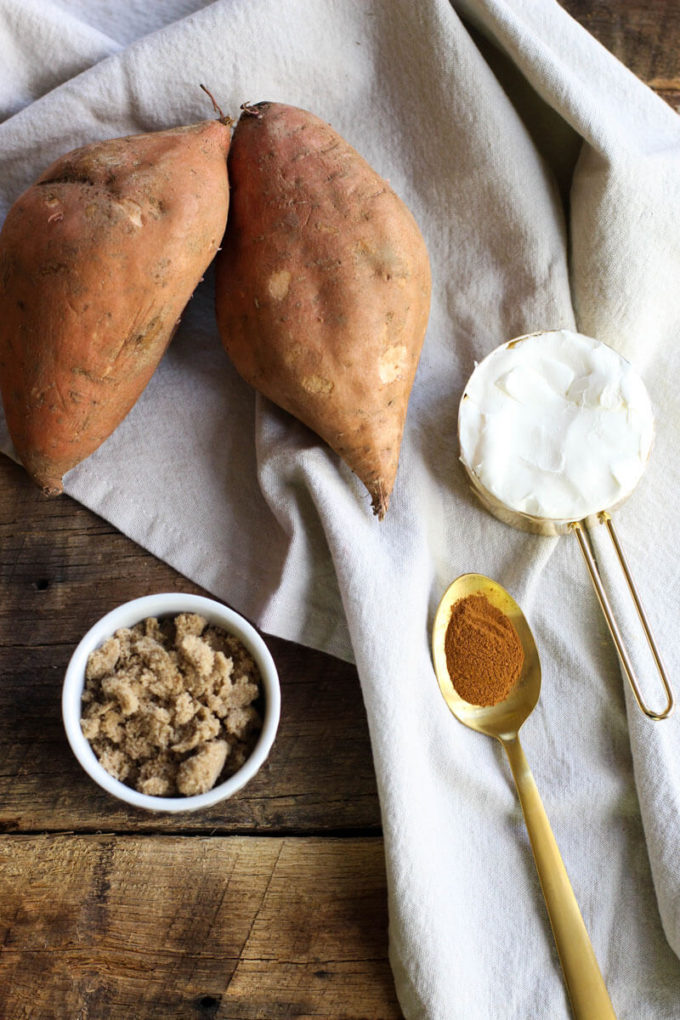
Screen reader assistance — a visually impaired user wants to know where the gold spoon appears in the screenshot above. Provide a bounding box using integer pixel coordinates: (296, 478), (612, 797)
(432, 573), (616, 1020)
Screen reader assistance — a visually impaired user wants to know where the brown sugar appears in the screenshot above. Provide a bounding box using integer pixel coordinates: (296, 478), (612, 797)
(444, 593), (524, 706)
(81, 613), (263, 797)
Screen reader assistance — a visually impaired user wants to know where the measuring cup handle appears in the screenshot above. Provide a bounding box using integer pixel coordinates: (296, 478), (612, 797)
(502, 734), (617, 1020)
(571, 514), (674, 721)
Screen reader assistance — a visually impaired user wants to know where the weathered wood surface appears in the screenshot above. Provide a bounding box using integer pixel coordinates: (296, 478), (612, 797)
(561, 0), (680, 111)
(0, 456), (379, 835)
(0, 4), (677, 1017)
(0, 835), (399, 1019)
(0, 455), (395, 1014)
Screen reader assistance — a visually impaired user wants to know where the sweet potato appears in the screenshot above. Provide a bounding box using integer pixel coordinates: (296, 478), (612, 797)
(0, 117), (231, 493)
(214, 102), (431, 518)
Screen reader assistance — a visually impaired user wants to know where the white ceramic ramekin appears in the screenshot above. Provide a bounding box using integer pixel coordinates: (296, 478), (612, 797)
(62, 592), (280, 812)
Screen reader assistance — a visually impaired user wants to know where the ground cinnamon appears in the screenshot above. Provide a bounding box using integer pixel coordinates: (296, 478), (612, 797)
(444, 593), (524, 706)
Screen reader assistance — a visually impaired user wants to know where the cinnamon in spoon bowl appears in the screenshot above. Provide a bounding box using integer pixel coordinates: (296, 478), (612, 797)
(444, 591), (524, 706)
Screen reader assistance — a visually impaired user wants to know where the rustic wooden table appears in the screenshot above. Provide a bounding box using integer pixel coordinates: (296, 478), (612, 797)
(1, 4), (678, 1017)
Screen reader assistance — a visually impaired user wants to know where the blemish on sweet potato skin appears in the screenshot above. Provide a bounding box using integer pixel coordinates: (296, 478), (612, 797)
(267, 269), (291, 300)
(0, 119), (231, 493)
(215, 102), (431, 518)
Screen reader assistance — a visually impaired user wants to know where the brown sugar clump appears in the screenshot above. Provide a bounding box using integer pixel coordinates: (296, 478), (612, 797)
(80, 613), (264, 797)
(177, 739), (229, 796)
(444, 593), (524, 706)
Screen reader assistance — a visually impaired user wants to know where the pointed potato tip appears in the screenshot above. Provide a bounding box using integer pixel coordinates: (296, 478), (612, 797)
(369, 483), (390, 521)
(26, 464), (63, 496)
(40, 480), (64, 497)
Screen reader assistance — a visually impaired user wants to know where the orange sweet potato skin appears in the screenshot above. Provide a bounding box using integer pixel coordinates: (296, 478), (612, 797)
(214, 102), (431, 518)
(0, 119), (230, 493)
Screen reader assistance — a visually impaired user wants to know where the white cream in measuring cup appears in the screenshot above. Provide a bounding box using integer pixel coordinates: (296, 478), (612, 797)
(457, 329), (673, 720)
(458, 329), (654, 527)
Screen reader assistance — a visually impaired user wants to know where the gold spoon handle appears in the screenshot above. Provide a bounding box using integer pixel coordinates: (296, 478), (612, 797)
(502, 734), (617, 1019)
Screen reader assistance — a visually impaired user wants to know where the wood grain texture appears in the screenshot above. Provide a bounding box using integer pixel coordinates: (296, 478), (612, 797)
(0, 835), (400, 1019)
(561, 0), (680, 110)
(0, 456), (379, 835)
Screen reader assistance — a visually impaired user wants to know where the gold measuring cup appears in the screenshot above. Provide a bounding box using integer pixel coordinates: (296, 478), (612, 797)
(458, 330), (674, 721)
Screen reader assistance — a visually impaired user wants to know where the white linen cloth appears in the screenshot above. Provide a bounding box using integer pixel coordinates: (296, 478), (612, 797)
(2, 1), (680, 1015)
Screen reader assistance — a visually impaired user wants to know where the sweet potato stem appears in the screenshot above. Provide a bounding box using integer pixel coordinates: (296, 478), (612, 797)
(199, 84), (233, 127)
